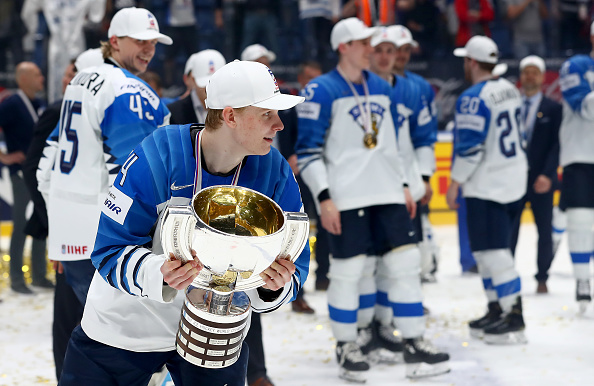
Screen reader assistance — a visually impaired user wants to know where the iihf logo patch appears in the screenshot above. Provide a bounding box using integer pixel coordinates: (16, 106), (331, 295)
(148, 14), (156, 30)
(267, 67), (279, 92)
(209, 60), (215, 74)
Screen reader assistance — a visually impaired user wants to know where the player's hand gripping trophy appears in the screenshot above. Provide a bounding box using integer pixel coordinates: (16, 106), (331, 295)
(160, 185), (309, 368)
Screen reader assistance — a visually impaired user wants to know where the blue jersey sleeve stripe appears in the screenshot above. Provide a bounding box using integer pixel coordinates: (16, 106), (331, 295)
(120, 246), (140, 295)
(133, 251), (151, 294)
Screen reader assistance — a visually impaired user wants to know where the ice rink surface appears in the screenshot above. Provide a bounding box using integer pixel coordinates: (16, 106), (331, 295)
(1, 224), (593, 386)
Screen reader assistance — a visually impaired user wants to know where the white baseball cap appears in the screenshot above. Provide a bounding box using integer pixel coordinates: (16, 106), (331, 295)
(108, 7), (172, 45)
(453, 35), (499, 64)
(331, 17), (377, 51)
(520, 55), (545, 73)
(75, 48), (103, 71)
(241, 44), (276, 63)
(372, 25), (418, 48)
(190, 49), (226, 88)
(205, 60), (304, 110)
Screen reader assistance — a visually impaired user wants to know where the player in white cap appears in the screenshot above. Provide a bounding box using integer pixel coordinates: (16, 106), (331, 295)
(57, 60), (308, 386)
(37, 6), (172, 329)
(296, 17), (449, 382)
(447, 36), (528, 344)
(168, 49), (226, 124)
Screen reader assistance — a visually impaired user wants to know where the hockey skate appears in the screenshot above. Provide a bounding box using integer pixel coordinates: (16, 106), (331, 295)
(336, 341), (370, 384)
(359, 322), (404, 365)
(483, 299), (527, 345)
(576, 280), (591, 314)
(468, 302), (502, 339)
(403, 337), (450, 379)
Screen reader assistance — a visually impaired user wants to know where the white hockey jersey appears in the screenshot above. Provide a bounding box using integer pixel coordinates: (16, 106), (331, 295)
(559, 54), (594, 167)
(296, 69), (405, 212)
(37, 60), (170, 262)
(451, 77), (527, 204)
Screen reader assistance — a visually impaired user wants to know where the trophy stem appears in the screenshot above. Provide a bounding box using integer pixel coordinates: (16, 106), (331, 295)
(209, 291), (234, 315)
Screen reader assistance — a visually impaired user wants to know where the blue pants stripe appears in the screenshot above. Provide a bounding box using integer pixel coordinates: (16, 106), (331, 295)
(571, 252), (592, 264)
(482, 278), (494, 290)
(328, 305), (358, 323)
(392, 302), (424, 317)
(495, 277), (521, 298)
(359, 293), (376, 309)
(376, 291), (389, 307)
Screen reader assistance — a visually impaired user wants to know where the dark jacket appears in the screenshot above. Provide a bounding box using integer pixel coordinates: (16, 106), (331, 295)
(526, 95), (562, 189)
(167, 96), (198, 125)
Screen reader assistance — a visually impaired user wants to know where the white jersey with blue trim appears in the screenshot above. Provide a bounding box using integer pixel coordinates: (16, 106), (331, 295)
(392, 74), (437, 201)
(559, 54), (594, 167)
(404, 70), (438, 177)
(37, 61), (171, 262)
(81, 125), (310, 352)
(451, 77), (527, 203)
(296, 69), (405, 211)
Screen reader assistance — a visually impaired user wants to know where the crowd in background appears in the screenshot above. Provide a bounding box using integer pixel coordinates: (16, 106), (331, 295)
(1, 0), (594, 96)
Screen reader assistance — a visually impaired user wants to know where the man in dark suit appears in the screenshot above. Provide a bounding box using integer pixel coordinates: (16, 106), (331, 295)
(167, 49), (226, 124)
(0, 61), (50, 294)
(510, 55), (562, 294)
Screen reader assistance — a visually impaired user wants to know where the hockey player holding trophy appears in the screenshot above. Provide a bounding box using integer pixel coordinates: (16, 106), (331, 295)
(58, 60), (310, 386)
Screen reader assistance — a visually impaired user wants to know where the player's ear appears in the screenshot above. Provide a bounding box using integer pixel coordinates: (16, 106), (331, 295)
(222, 107), (237, 128)
(110, 36), (120, 52)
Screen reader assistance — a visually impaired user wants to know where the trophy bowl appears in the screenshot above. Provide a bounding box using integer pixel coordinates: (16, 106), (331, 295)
(160, 185), (309, 368)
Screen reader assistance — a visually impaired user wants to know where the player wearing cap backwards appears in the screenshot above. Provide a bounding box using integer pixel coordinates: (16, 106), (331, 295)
(557, 22), (594, 314)
(296, 18), (449, 382)
(57, 61), (309, 385)
(446, 36), (528, 344)
(37, 7), (172, 307)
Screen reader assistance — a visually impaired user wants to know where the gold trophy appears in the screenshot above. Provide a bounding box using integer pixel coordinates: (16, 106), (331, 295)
(160, 185), (309, 368)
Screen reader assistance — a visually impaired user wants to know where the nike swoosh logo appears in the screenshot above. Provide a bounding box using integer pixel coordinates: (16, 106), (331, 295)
(171, 182), (193, 191)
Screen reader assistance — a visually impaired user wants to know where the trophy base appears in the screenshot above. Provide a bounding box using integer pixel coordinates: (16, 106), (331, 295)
(176, 287), (251, 368)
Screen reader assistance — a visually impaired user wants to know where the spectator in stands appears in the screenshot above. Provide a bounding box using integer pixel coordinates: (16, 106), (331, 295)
(505, 0), (548, 58)
(558, 0), (592, 54)
(454, 0), (495, 47)
(299, 0), (341, 71)
(400, 0), (441, 58)
(241, 0), (281, 62)
(0, 0), (25, 73)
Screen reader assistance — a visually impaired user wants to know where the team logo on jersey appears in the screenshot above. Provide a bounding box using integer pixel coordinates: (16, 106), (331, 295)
(102, 187), (133, 225)
(348, 102), (385, 135)
(61, 244), (89, 255)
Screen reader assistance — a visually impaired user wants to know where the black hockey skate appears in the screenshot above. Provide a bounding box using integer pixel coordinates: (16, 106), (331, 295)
(336, 341), (370, 384)
(468, 301), (502, 339)
(483, 298), (527, 345)
(576, 279), (591, 314)
(358, 321), (403, 365)
(403, 337), (450, 379)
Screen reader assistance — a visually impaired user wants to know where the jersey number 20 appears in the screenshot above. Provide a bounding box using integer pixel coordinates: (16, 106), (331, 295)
(59, 100), (81, 174)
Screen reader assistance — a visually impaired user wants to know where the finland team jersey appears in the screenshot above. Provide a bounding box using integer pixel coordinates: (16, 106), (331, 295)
(559, 54), (594, 166)
(296, 69), (405, 211)
(37, 62), (170, 262)
(392, 74), (437, 201)
(404, 70), (438, 178)
(451, 77), (527, 203)
(81, 125), (310, 352)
